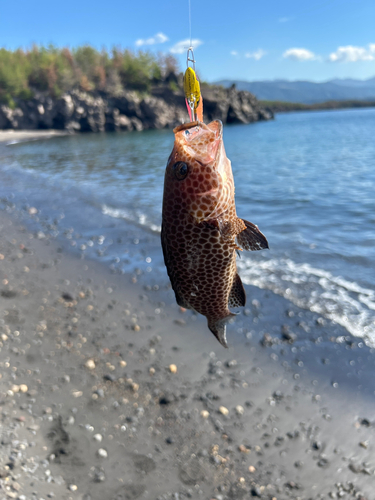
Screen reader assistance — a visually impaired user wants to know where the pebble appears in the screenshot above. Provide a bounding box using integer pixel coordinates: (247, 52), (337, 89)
(200, 410), (210, 419)
(219, 406), (229, 416)
(235, 405), (244, 415)
(248, 465), (256, 473)
(239, 445), (250, 453)
(93, 434), (103, 442)
(69, 484), (78, 492)
(85, 359), (96, 370)
(94, 470), (106, 482)
(251, 486), (261, 497)
(19, 384), (28, 393)
(169, 364), (177, 374)
(97, 448), (108, 458)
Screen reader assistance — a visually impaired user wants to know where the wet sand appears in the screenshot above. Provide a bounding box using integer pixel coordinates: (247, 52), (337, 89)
(0, 209), (374, 500)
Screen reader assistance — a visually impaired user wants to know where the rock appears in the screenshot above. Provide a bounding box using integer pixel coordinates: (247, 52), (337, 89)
(110, 91), (142, 117)
(131, 117), (143, 132)
(118, 114), (132, 130)
(251, 486), (262, 497)
(0, 84), (273, 132)
(53, 94), (74, 128)
(0, 105), (12, 128)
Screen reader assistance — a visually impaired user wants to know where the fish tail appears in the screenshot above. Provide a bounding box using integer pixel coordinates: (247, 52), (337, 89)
(207, 313), (236, 348)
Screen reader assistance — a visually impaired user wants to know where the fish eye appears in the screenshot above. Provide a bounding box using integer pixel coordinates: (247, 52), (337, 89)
(173, 161), (189, 181)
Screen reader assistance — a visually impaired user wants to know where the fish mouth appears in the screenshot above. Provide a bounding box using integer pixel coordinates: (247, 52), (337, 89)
(174, 120), (223, 165)
(173, 121), (210, 134)
(173, 120), (223, 141)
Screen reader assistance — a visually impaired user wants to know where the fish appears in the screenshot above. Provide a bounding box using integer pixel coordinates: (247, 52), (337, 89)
(161, 120), (268, 347)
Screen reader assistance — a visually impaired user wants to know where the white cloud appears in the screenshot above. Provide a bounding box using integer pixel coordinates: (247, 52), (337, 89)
(170, 39), (203, 54)
(245, 49), (266, 60)
(283, 48), (316, 61)
(230, 50), (238, 56)
(135, 32), (169, 47)
(329, 44), (375, 62)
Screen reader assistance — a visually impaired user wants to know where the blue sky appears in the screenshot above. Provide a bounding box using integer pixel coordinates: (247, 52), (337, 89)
(1, 0), (375, 82)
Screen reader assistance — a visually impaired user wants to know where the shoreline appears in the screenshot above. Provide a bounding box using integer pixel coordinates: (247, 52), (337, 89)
(0, 102), (374, 147)
(0, 129), (70, 144)
(260, 99), (375, 114)
(0, 208), (374, 500)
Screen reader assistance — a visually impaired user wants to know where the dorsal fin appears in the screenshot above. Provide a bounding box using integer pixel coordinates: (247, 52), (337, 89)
(228, 273), (246, 308)
(236, 219), (269, 251)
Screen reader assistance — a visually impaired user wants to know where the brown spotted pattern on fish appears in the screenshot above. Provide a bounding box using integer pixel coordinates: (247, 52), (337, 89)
(161, 120), (268, 347)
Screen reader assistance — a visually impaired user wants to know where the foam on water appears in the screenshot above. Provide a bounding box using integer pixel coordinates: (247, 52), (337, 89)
(103, 201), (375, 345)
(102, 204), (161, 233)
(238, 256), (375, 345)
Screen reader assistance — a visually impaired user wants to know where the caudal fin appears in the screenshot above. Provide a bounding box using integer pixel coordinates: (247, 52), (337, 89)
(207, 313), (236, 348)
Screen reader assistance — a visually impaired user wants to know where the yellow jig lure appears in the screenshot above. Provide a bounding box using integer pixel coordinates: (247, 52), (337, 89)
(184, 48), (203, 122)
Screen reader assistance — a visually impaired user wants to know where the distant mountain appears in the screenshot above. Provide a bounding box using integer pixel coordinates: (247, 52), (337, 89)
(214, 77), (375, 104)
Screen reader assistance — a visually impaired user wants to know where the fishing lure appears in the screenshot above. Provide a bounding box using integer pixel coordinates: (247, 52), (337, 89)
(184, 48), (203, 122)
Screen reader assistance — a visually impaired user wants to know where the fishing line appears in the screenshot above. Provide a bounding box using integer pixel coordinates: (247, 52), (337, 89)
(183, 0), (203, 123)
(188, 0), (192, 48)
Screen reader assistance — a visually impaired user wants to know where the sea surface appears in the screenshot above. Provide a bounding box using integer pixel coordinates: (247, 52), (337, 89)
(0, 108), (374, 344)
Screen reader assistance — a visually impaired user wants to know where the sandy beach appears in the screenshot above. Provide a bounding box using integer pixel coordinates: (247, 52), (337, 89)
(0, 207), (374, 500)
(0, 130), (69, 145)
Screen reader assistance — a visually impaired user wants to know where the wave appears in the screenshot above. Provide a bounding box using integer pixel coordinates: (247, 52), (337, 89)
(101, 204), (161, 233)
(238, 256), (375, 346)
(103, 203), (375, 344)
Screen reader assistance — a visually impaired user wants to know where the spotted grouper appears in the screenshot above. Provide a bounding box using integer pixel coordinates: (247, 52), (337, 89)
(161, 120), (268, 347)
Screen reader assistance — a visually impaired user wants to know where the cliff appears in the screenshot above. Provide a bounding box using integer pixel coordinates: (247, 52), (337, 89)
(0, 83), (273, 133)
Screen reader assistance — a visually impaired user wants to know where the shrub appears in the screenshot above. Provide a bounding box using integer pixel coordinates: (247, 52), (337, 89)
(0, 45), (180, 101)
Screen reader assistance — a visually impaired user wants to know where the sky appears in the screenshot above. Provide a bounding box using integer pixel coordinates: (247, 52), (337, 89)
(1, 0), (375, 83)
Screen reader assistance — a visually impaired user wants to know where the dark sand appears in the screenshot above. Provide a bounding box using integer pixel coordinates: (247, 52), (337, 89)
(0, 209), (374, 500)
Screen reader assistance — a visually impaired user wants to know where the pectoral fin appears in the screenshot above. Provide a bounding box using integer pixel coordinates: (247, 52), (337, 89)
(236, 219), (269, 251)
(228, 273), (246, 308)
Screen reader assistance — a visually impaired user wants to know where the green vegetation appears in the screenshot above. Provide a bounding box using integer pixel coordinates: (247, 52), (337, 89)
(260, 99), (375, 113)
(0, 45), (179, 106)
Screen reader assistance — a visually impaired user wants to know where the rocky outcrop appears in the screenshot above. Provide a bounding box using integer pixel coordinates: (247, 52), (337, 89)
(0, 83), (273, 133)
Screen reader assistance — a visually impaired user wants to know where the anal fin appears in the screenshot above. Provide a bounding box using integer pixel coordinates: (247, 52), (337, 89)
(236, 219), (269, 251)
(229, 273), (246, 308)
(174, 289), (192, 310)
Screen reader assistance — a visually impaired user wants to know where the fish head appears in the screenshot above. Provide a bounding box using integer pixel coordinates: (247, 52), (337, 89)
(164, 120), (234, 223)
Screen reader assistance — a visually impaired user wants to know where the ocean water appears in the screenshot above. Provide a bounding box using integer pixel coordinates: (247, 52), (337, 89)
(0, 108), (374, 344)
